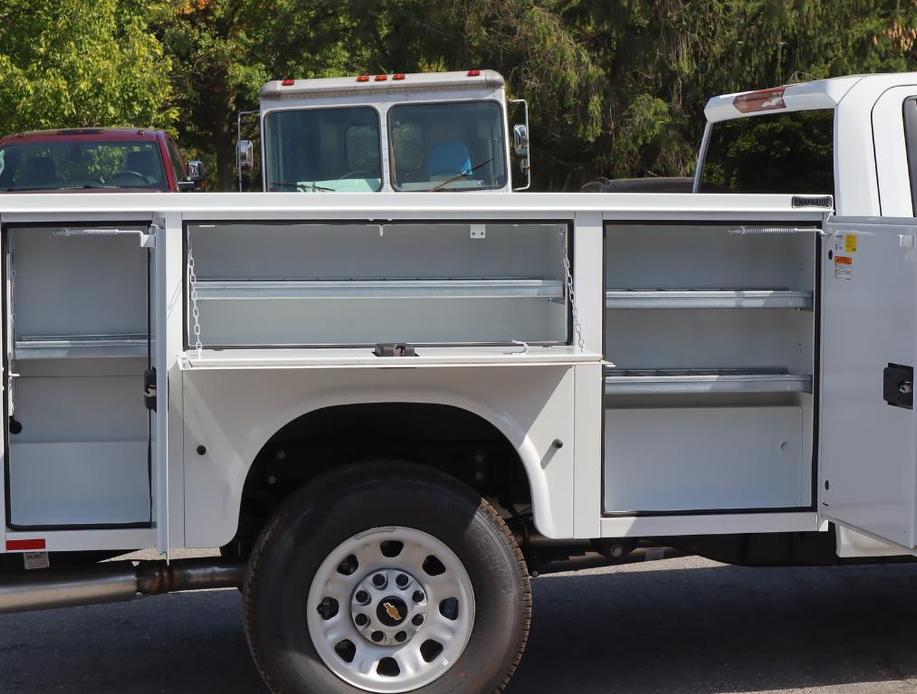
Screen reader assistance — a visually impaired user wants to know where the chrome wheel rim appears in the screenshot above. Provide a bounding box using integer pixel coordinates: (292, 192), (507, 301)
(307, 526), (476, 693)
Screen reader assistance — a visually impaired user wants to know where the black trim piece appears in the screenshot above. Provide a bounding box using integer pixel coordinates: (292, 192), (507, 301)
(2, 222), (11, 532)
(3, 220), (155, 533)
(903, 96), (917, 217)
(145, 247), (153, 524)
(603, 505), (813, 518)
(810, 234), (822, 509)
(8, 521), (151, 532)
(182, 218), (575, 351)
(600, 218), (821, 518)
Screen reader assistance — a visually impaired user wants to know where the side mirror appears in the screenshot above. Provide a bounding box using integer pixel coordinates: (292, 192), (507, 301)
(187, 160), (205, 182)
(238, 140), (255, 170)
(513, 124), (529, 159)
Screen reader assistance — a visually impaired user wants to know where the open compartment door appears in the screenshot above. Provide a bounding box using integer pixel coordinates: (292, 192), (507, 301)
(820, 217), (917, 550)
(150, 216), (169, 554)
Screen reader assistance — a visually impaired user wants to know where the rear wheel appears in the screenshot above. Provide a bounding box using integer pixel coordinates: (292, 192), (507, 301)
(243, 464), (531, 693)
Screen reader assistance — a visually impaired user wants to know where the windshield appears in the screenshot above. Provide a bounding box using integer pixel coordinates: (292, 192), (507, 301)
(264, 107), (382, 192)
(0, 140), (168, 191)
(698, 109), (834, 195)
(388, 101), (507, 191)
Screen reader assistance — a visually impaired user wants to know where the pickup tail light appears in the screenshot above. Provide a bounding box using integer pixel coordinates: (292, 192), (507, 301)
(733, 86), (786, 113)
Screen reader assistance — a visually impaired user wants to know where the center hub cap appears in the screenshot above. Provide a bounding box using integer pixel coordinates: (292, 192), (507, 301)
(350, 568), (427, 647)
(377, 597), (408, 627)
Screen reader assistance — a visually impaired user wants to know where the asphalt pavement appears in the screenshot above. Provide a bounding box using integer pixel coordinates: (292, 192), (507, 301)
(2, 556), (917, 693)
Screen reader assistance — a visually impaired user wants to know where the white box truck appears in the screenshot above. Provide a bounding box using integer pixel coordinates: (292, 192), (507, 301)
(0, 72), (916, 693)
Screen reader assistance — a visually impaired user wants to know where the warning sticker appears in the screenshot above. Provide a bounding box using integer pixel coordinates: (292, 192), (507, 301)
(834, 254), (853, 280)
(833, 233), (856, 279)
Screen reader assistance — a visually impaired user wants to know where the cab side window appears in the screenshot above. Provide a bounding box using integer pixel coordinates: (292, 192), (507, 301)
(166, 138), (186, 187)
(903, 96), (917, 216)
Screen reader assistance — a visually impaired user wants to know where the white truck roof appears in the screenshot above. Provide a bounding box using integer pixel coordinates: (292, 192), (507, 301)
(260, 70), (505, 101)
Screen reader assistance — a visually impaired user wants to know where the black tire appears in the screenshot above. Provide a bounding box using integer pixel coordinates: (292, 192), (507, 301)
(243, 463), (532, 694)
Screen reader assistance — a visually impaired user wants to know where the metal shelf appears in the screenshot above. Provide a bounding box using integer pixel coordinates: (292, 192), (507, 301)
(605, 289), (813, 310)
(197, 279), (565, 301)
(604, 368), (812, 395)
(14, 334), (148, 359)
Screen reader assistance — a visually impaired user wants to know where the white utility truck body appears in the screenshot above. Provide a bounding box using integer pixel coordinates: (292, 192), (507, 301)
(241, 70), (529, 193)
(0, 72), (916, 693)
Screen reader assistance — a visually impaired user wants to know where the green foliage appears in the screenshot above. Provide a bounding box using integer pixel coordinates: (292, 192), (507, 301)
(0, 0), (914, 189)
(0, 0), (175, 133)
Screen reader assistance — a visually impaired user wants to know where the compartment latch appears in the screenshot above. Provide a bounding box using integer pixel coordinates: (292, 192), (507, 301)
(883, 363), (913, 409)
(144, 368), (157, 411)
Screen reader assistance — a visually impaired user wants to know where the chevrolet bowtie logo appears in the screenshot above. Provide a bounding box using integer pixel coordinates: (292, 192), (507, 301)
(383, 602), (402, 621)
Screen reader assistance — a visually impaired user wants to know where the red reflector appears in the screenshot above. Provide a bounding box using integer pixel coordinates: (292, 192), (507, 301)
(280, 78), (295, 86)
(6, 539), (46, 551)
(374, 74), (388, 81)
(392, 73), (406, 81)
(733, 86), (786, 113)
(356, 75), (370, 83)
(466, 69), (481, 77)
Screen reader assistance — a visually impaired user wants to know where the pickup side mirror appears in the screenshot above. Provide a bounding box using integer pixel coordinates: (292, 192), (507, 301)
(238, 140), (255, 170)
(509, 99), (532, 191)
(187, 160), (205, 182)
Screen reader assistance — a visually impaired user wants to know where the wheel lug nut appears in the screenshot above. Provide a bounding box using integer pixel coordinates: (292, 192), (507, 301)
(355, 613), (369, 627)
(371, 631), (384, 642)
(395, 631), (407, 643)
(396, 574), (409, 587)
(372, 574), (386, 588)
(412, 590), (424, 603)
(355, 590), (370, 604)
(412, 614), (424, 626)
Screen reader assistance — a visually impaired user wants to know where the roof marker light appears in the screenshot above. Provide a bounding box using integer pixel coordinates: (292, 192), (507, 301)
(733, 86), (786, 113)
(356, 75), (370, 82)
(374, 74), (388, 81)
(466, 69), (481, 77)
(280, 78), (295, 86)
(392, 73), (406, 81)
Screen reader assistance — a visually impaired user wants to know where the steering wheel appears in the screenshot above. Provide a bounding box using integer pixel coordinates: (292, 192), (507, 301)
(338, 170), (372, 179)
(107, 170), (151, 185)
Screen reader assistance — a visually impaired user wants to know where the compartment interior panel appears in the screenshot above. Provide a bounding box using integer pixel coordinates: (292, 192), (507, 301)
(6, 226), (151, 528)
(188, 221), (570, 347)
(603, 222), (817, 515)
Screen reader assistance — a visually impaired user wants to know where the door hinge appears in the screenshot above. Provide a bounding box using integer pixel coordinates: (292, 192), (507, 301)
(144, 368), (157, 412)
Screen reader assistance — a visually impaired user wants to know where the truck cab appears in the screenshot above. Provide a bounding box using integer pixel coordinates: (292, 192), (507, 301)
(239, 70), (530, 192)
(695, 72), (917, 217)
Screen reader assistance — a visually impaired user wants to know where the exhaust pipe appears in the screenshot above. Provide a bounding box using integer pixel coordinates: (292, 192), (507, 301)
(0, 559), (245, 615)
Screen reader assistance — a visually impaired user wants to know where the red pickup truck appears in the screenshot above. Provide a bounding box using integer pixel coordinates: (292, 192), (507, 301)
(0, 128), (204, 192)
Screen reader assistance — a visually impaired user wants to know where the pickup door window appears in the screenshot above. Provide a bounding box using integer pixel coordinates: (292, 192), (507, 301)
(903, 96), (917, 215)
(165, 137), (187, 189)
